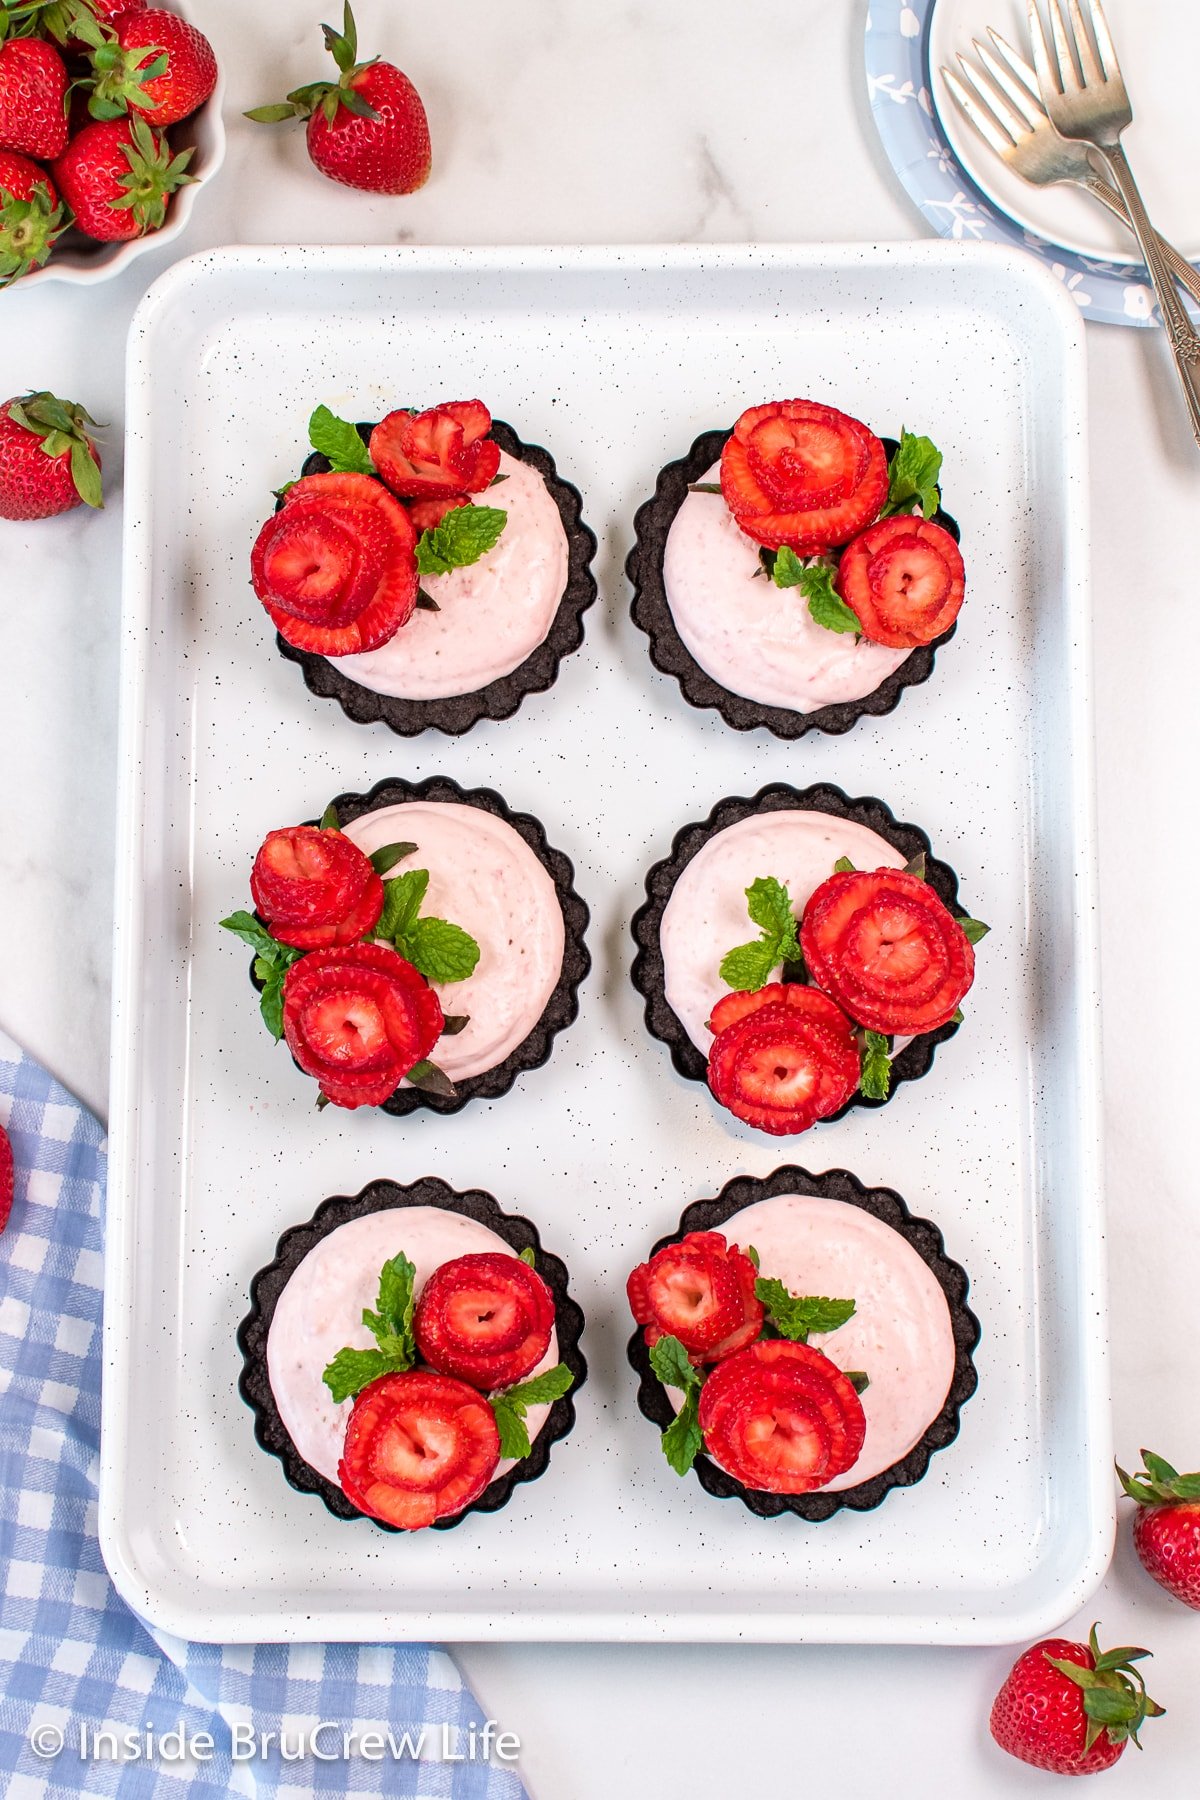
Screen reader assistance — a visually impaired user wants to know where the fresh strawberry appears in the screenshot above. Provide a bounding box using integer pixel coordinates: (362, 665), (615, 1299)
(0, 1123), (13, 1234)
(1119, 1451), (1200, 1609)
(250, 824), (383, 951)
(370, 402), (500, 502)
(251, 470), (418, 657)
(338, 1370), (500, 1529)
(800, 868), (974, 1036)
(989, 1626), (1163, 1775)
(837, 514), (965, 649)
(720, 400), (888, 555)
(246, 2), (430, 197)
(0, 38), (69, 162)
(0, 392), (102, 519)
(627, 1231), (763, 1365)
(698, 1338), (866, 1493)
(86, 7), (217, 128)
(0, 150), (66, 284)
(281, 940), (443, 1109)
(706, 983), (860, 1135)
(51, 113), (193, 240)
(414, 1253), (555, 1392)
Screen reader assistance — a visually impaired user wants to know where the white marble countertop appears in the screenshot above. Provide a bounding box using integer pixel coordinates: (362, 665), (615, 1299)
(2, 1), (1199, 1793)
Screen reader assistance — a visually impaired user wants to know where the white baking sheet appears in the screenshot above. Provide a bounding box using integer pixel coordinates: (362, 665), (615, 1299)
(103, 243), (1110, 1643)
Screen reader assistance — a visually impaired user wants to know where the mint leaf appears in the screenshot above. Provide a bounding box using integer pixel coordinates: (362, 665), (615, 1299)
(491, 1393), (533, 1460)
(308, 405), (374, 476)
(718, 938), (782, 994)
(322, 1346), (397, 1404)
(222, 911), (302, 1041)
(882, 428), (942, 519)
(859, 1029), (891, 1101)
(770, 545), (806, 588)
(416, 504), (507, 576)
(718, 876), (800, 991)
(318, 802), (340, 830)
(377, 868), (429, 941)
(801, 560), (861, 635)
(662, 1386), (703, 1476)
(489, 1362), (574, 1460)
(960, 916), (990, 944)
(519, 1247), (536, 1267)
(755, 1278), (856, 1342)
(402, 916), (481, 984)
(220, 909), (283, 957)
(361, 1251), (417, 1366)
(649, 1333), (700, 1393)
(745, 875), (796, 945)
(369, 841), (417, 875)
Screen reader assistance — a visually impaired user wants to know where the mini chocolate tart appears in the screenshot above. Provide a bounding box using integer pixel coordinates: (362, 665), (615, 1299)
(630, 782), (971, 1120)
(627, 429), (959, 739)
(628, 1165), (979, 1520)
(277, 420), (597, 736)
(239, 1176), (587, 1533)
(248, 775), (590, 1116)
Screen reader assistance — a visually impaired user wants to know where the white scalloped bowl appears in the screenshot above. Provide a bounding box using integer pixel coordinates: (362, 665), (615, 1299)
(17, 11), (225, 290)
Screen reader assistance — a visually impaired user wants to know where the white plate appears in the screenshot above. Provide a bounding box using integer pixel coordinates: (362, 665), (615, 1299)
(103, 243), (1111, 1645)
(930, 0), (1200, 264)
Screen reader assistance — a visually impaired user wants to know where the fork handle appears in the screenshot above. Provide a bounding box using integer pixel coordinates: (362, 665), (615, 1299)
(1090, 141), (1200, 445)
(1080, 176), (1200, 311)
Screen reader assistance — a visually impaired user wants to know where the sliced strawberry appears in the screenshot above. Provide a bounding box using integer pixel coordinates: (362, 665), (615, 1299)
(707, 981), (851, 1038)
(0, 1123), (12, 1234)
(627, 1231), (763, 1364)
(698, 1338), (866, 1493)
(369, 402), (501, 501)
(720, 400), (888, 554)
(251, 471), (418, 657)
(414, 1252), (556, 1391)
(707, 989), (860, 1136)
(407, 494), (468, 532)
(837, 515), (964, 649)
(251, 825), (383, 950)
(281, 942), (443, 1109)
(800, 868), (974, 1034)
(338, 1370), (500, 1529)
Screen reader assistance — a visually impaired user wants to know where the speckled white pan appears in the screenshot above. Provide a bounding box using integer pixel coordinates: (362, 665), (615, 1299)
(104, 244), (1109, 1646)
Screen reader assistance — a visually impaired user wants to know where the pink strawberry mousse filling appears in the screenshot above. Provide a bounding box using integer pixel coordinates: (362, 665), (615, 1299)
(333, 450), (568, 699)
(663, 462), (909, 712)
(267, 1207), (560, 1487)
(666, 1192), (957, 1490)
(659, 808), (905, 1054)
(340, 801), (565, 1084)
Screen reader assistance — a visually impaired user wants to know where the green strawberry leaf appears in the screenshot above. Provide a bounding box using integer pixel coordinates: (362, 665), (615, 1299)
(368, 841), (417, 875)
(960, 917), (990, 944)
(404, 1059), (457, 1097)
(318, 802), (340, 830)
(833, 856), (856, 873)
(519, 1247), (536, 1266)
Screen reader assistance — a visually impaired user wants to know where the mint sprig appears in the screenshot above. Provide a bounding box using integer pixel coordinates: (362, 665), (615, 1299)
(220, 910), (303, 1040)
(308, 405), (374, 476)
(322, 1251), (417, 1402)
(375, 870), (480, 985)
(416, 504), (507, 576)
(649, 1335), (704, 1476)
(754, 1278), (856, 1343)
(858, 1029), (891, 1101)
(489, 1363), (574, 1460)
(770, 547), (861, 635)
(718, 876), (801, 992)
(881, 428), (942, 519)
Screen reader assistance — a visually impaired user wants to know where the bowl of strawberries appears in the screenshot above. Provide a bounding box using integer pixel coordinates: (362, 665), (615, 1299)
(0, 0), (223, 289)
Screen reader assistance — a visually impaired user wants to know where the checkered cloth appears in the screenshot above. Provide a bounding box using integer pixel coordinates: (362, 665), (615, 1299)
(0, 1030), (529, 1799)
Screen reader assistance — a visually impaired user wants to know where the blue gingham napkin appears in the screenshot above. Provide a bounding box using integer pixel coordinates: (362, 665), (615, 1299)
(0, 1029), (530, 1799)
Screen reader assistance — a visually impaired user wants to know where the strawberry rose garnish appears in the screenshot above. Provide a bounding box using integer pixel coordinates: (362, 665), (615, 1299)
(414, 1252), (555, 1391)
(836, 514), (964, 649)
(800, 867), (981, 1036)
(370, 400), (501, 502)
(706, 983), (861, 1136)
(251, 470), (418, 657)
(339, 1370), (501, 1530)
(250, 825), (384, 950)
(719, 400), (888, 555)
(626, 1231), (763, 1365)
(281, 941), (443, 1109)
(698, 1338), (866, 1494)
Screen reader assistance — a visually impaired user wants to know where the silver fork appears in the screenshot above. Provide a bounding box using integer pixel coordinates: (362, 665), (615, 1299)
(941, 33), (1200, 307)
(1028, 0), (1200, 444)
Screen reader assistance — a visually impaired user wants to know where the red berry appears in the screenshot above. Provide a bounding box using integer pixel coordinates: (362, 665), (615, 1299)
(719, 400), (888, 555)
(0, 392), (102, 521)
(338, 1370), (500, 1529)
(414, 1253), (555, 1391)
(800, 869), (974, 1036)
(698, 1338), (866, 1493)
(52, 114), (193, 241)
(1119, 1451), (1200, 1609)
(627, 1231), (763, 1364)
(281, 941), (443, 1110)
(837, 514), (965, 649)
(250, 825), (383, 951)
(0, 1124), (13, 1234)
(706, 983), (860, 1135)
(0, 39), (70, 162)
(370, 402), (499, 502)
(89, 8), (218, 128)
(251, 471), (419, 657)
(989, 1628), (1163, 1775)
(0, 150), (66, 283)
